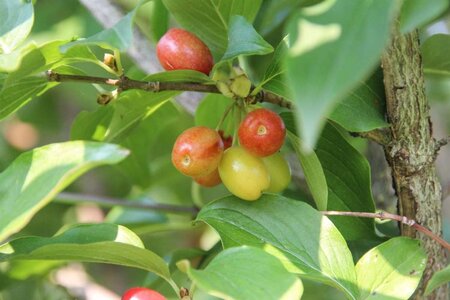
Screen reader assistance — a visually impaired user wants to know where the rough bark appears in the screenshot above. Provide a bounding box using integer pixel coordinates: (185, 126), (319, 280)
(381, 28), (448, 299)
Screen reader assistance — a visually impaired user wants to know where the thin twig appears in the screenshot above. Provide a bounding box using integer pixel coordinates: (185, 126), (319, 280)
(322, 210), (450, 252)
(46, 70), (293, 108)
(55, 192), (199, 214)
(351, 128), (392, 146)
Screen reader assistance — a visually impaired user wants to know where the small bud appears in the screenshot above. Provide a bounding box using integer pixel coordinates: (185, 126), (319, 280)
(103, 53), (118, 72)
(216, 81), (234, 98)
(97, 90), (118, 105)
(230, 74), (251, 98)
(176, 259), (191, 273)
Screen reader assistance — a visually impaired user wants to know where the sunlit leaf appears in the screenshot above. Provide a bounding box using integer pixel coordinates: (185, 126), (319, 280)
(197, 195), (359, 299)
(356, 237), (426, 299)
(0, 141), (129, 242)
(186, 246), (303, 300)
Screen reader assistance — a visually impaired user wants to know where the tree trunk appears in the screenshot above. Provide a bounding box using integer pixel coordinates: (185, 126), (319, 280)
(381, 28), (448, 299)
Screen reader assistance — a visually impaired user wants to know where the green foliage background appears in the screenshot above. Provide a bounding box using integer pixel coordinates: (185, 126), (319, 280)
(0, 0), (450, 299)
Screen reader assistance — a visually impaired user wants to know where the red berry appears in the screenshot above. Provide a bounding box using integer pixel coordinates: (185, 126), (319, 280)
(238, 108), (286, 157)
(218, 130), (232, 150)
(156, 28), (213, 75)
(172, 126), (224, 177)
(121, 287), (166, 300)
(194, 168), (221, 187)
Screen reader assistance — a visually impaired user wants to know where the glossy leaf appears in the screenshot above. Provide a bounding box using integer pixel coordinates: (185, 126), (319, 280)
(285, 0), (397, 148)
(422, 34), (450, 77)
(61, 1), (146, 52)
(0, 76), (56, 120)
(330, 69), (388, 132)
(151, 0), (169, 42)
(0, 141), (129, 242)
(356, 237), (426, 299)
(0, 41), (106, 120)
(195, 94), (234, 135)
(186, 246), (303, 300)
(221, 15), (273, 61)
(287, 131), (328, 210)
(425, 264), (450, 296)
(255, 0), (322, 35)
(162, 0), (262, 59)
(70, 106), (115, 141)
(257, 37), (291, 98)
(400, 0), (449, 34)
(316, 123), (377, 240)
(144, 69), (213, 83)
(0, 0), (34, 53)
(197, 194), (359, 299)
(0, 223), (172, 283)
(104, 90), (178, 142)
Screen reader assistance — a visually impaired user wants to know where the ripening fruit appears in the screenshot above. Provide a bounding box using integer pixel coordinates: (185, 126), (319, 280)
(238, 108), (286, 157)
(263, 153), (291, 193)
(219, 146), (270, 201)
(194, 168), (221, 187)
(218, 130), (233, 150)
(172, 126), (224, 177)
(121, 287), (166, 300)
(156, 28), (213, 75)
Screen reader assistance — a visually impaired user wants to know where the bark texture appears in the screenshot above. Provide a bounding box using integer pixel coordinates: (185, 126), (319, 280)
(381, 29), (448, 299)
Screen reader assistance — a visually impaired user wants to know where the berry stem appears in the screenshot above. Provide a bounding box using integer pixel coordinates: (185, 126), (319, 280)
(215, 101), (235, 131)
(322, 210), (450, 251)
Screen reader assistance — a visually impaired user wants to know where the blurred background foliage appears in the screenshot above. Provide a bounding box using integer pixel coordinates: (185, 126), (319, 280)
(0, 0), (449, 299)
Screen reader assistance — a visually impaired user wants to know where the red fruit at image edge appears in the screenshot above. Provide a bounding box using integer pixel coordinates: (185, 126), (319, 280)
(156, 28), (213, 75)
(121, 287), (166, 300)
(238, 108), (286, 157)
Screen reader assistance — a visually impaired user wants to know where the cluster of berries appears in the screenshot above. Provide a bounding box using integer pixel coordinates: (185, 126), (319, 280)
(156, 28), (290, 201)
(172, 108), (291, 201)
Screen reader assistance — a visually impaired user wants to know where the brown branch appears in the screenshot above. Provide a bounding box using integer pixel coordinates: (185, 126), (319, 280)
(351, 128), (392, 146)
(46, 70), (295, 108)
(322, 211), (450, 252)
(47, 70), (393, 147)
(54, 192), (199, 215)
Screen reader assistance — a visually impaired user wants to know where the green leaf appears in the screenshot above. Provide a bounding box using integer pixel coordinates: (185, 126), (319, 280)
(197, 194), (359, 299)
(221, 15), (273, 61)
(400, 0), (449, 34)
(316, 123), (377, 240)
(61, 1), (146, 52)
(0, 0), (34, 53)
(0, 141), (129, 242)
(255, 0), (324, 35)
(162, 0), (262, 59)
(186, 246), (303, 300)
(70, 106), (115, 141)
(0, 223), (172, 283)
(287, 131), (328, 210)
(104, 90), (178, 142)
(144, 70), (214, 83)
(0, 76), (56, 120)
(285, 0), (397, 148)
(422, 34), (450, 77)
(0, 40), (107, 120)
(151, 0), (169, 42)
(329, 69), (388, 132)
(257, 37), (291, 97)
(195, 94), (234, 135)
(356, 237), (426, 299)
(425, 264), (450, 296)
(2, 40), (100, 80)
